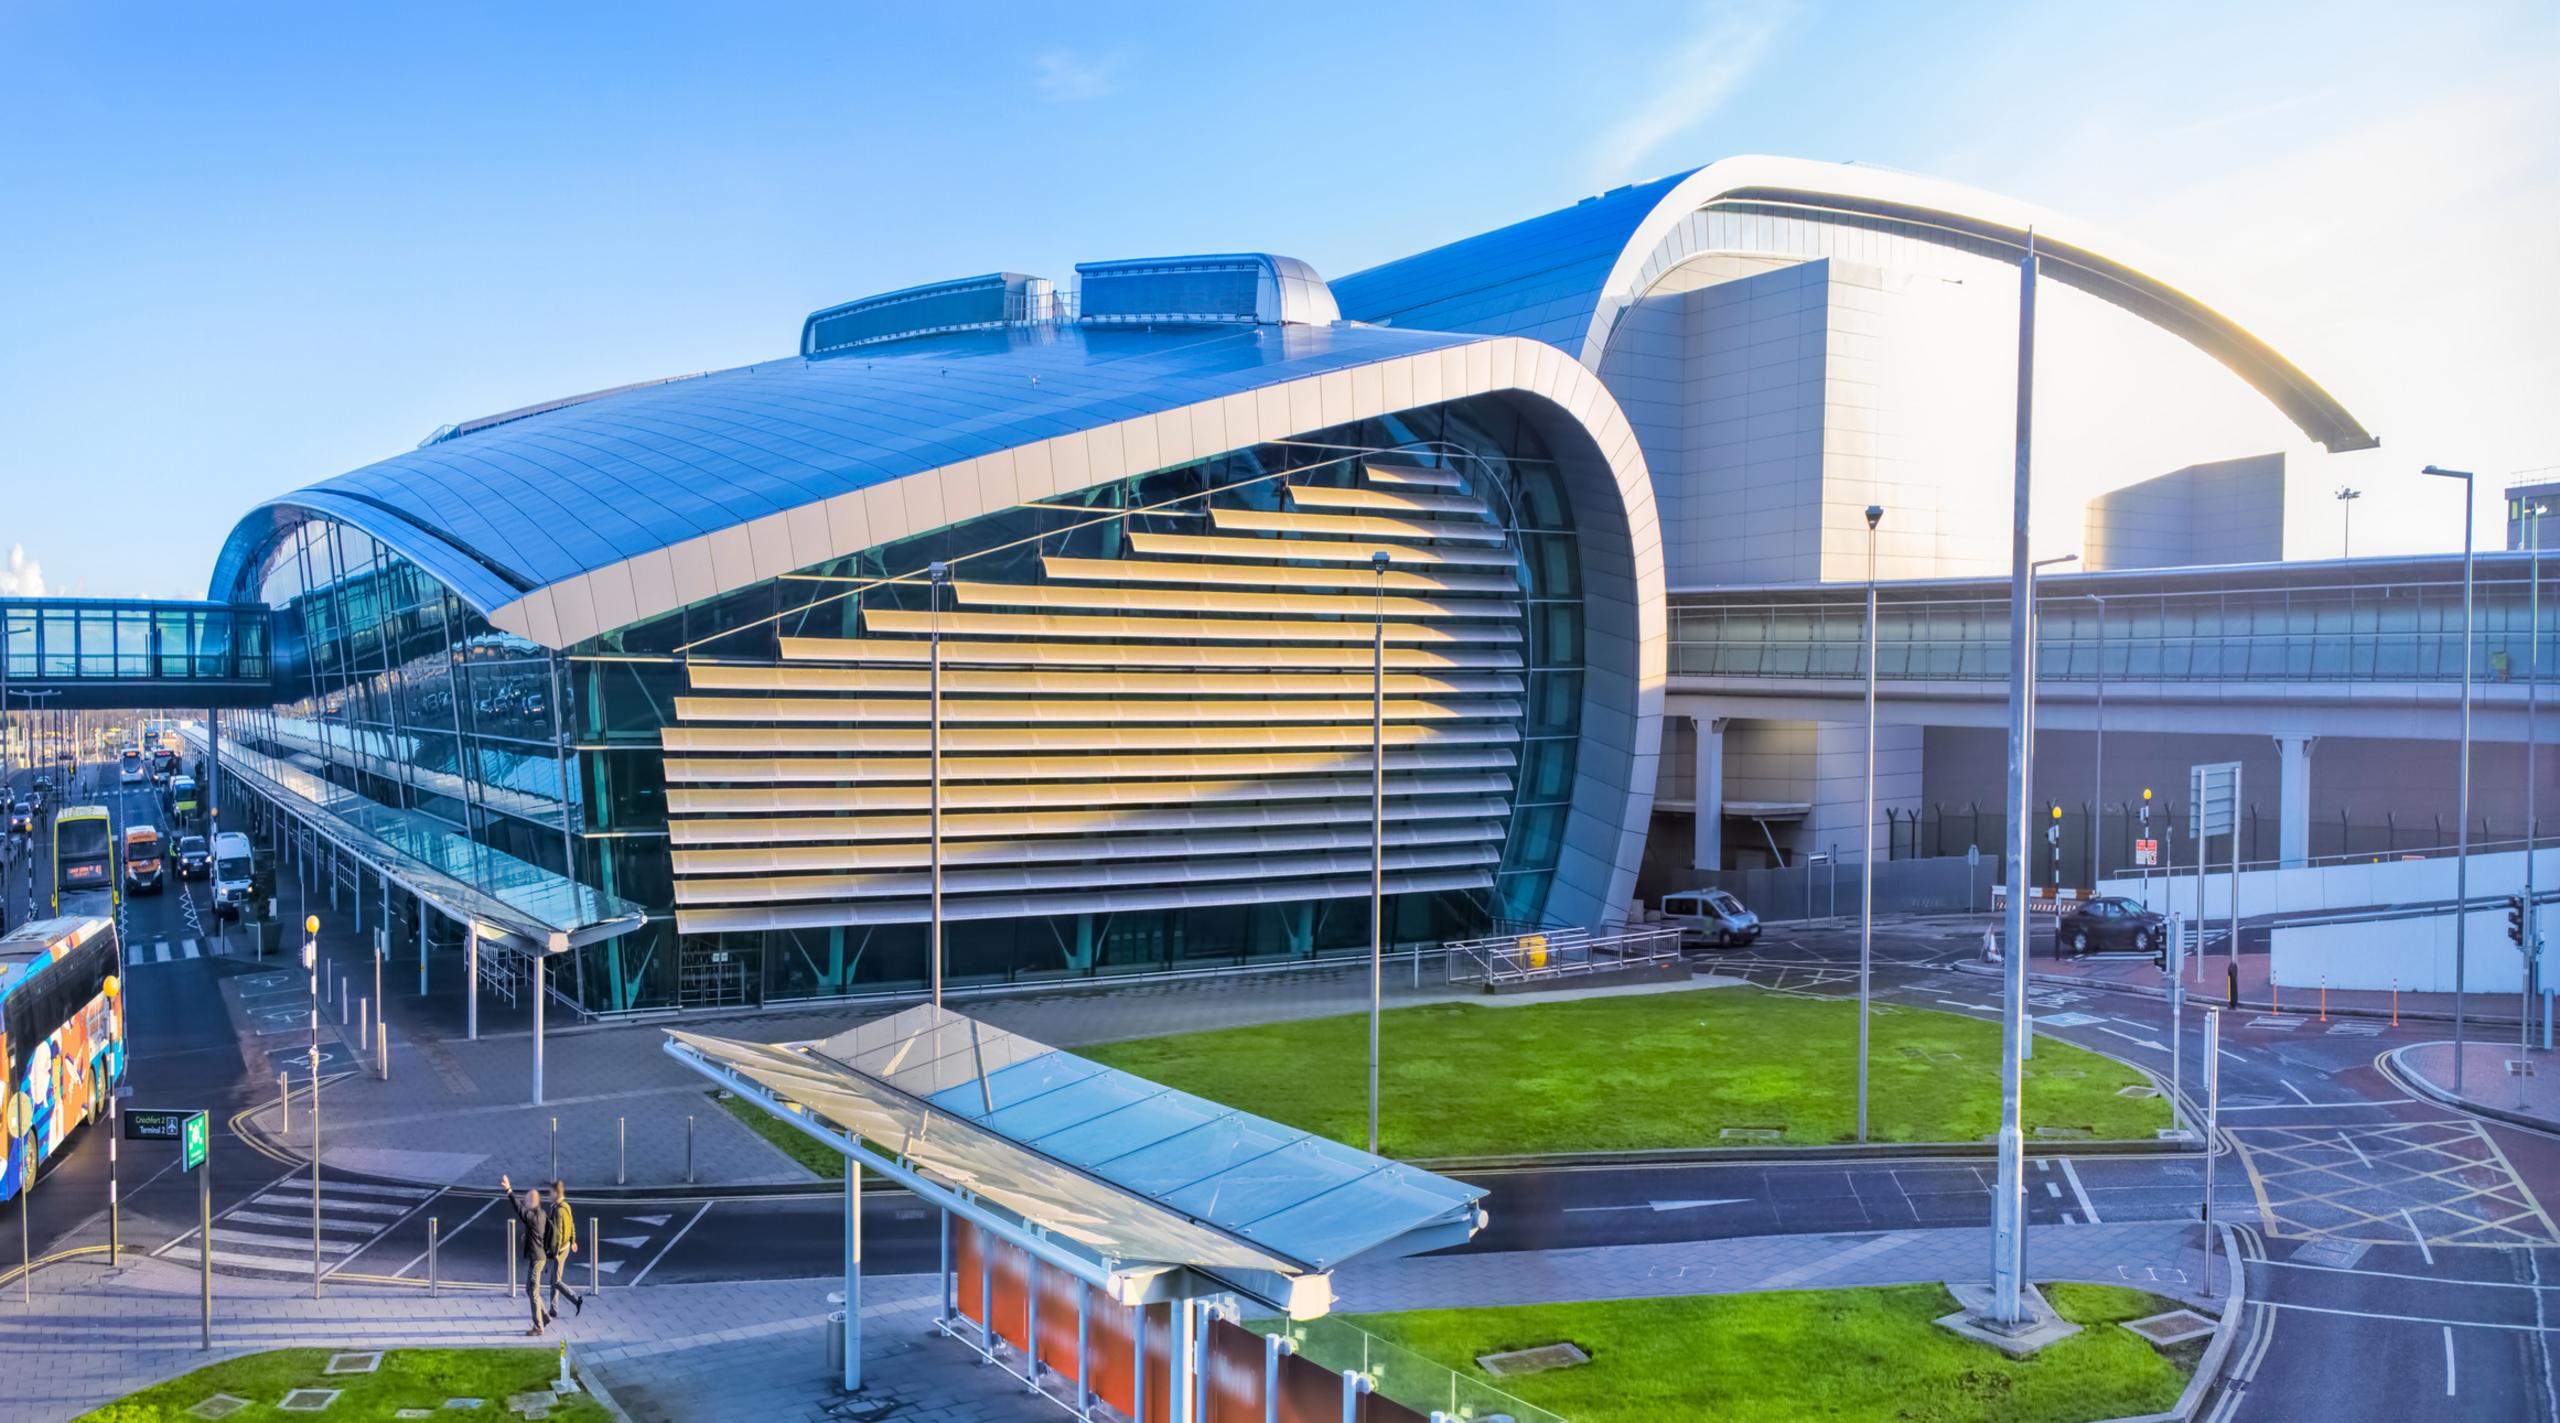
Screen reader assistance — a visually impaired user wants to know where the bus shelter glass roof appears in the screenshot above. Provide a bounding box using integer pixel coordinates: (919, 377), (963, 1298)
(667, 1003), (1484, 1278)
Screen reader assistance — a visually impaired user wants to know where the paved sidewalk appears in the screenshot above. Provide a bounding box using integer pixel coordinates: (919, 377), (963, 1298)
(0, 1254), (1041, 1423)
(255, 915), (1736, 1189)
(1959, 943), (2522, 1025)
(2397, 1039), (2560, 1129)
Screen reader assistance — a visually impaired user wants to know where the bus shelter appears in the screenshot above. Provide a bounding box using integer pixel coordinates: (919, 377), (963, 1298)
(664, 1004), (1490, 1422)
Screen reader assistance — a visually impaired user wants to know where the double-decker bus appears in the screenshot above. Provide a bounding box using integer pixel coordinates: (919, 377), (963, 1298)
(0, 917), (126, 1203)
(52, 805), (118, 920)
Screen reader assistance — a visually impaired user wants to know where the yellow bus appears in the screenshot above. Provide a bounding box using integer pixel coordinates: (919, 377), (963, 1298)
(52, 805), (118, 920)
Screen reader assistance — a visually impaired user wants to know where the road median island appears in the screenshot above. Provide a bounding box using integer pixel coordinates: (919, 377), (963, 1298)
(1081, 985), (2169, 1157)
(78, 1347), (614, 1422)
(1314, 1282), (2196, 1423)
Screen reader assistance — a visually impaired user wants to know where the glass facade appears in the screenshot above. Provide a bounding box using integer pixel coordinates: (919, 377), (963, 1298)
(221, 393), (1585, 1019)
(569, 394), (1582, 1014)
(0, 598), (267, 685)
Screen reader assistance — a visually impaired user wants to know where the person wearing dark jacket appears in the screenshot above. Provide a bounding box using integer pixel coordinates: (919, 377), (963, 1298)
(499, 1175), (552, 1334)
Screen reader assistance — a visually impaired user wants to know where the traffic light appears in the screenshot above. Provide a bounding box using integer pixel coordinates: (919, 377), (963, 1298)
(2510, 895), (2529, 949)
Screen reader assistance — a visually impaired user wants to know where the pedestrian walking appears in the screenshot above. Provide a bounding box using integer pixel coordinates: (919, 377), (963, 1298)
(499, 1175), (551, 1335)
(547, 1179), (586, 1317)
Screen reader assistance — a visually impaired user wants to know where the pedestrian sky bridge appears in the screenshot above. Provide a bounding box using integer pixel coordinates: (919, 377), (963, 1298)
(1, 597), (276, 710)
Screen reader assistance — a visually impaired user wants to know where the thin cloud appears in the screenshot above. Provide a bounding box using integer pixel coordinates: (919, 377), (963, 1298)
(0, 545), (42, 598)
(1032, 49), (1120, 103)
(1585, 1), (1795, 182)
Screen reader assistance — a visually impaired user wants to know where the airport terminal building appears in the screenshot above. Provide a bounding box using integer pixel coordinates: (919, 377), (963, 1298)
(186, 155), (2494, 1019)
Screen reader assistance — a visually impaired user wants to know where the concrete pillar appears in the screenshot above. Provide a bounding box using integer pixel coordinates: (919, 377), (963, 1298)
(2274, 734), (2317, 869)
(1692, 715), (1728, 874)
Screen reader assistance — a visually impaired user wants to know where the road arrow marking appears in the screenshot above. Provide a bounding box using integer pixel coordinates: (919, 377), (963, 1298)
(1562, 1198), (1749, 1214)
(627, 1214), (671, 1227)
(594, 1259), (624, 1275)
(2094, 1025), (2170, 1052)
(603, 1235), (651, 1248)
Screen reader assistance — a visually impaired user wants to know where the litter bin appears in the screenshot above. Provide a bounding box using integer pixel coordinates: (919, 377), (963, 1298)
(825, 1310), (847, 1373)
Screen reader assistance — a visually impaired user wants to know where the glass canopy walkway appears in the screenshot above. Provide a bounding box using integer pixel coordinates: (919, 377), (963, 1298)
(1671, 550), (2556, 686)
(0, 598), (276, 710)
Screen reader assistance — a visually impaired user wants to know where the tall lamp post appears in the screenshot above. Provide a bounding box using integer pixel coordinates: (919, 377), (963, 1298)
(1367, 550), (1390, 1156)
(2523, 493), (2547, 1048)
(1989, 233), (2040, 1331)
(2087, 593), (2107, 884)
(2422, 465), (2476, 1090)
(926, 561), (949, 1008)
(1858, 505), (1884, 1143)
(2335, 486), (2361, 559)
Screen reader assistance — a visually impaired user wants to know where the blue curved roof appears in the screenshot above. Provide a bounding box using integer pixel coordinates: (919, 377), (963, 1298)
(1331, 171), (1693, 358)
(211, 319), (1482, 610)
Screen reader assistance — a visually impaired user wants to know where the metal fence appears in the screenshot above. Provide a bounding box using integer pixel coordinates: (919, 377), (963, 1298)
(1669, 853), (2001, 922)
(1889, 801), (2547, 892)
(1445, 926), (1683, 987)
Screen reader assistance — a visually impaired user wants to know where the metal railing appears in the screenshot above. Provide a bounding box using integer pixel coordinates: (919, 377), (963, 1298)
(1445, 925), (1683, 988)
(1250, 1313), (1566, 1423)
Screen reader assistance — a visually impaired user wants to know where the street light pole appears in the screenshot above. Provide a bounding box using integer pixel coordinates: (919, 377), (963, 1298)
(2089, 594), (2106, 885)
(2422, 466), (2476, 1090)
(2335, 486), (2361, 560)
(1859, 505), (1883, 1144)
(1368, 550), (1389, 1157)
(1990, 232), (2040, 1330)
(2524, 496), (2546, 1049)
(927, 560), (949, 1008)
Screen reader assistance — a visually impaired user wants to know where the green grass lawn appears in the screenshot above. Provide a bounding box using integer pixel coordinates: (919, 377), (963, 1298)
(713, 1089), (832, 1177)
(1080, 986), (2165, 1157)
(1329, 1282), (2192, 1423)
(79, 1348), (612, 1422)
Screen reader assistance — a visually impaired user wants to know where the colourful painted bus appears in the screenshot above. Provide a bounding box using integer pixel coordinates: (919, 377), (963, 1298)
(0, 916), (126, 1204)
(52, 805), (118, 920)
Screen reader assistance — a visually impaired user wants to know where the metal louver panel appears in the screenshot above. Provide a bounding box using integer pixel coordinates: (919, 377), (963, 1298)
(1360, 462), (1466, 490)
(664, 448), (1533, 929)
(673, 868), (1498, 934)
(660, 722), (1517, 755)
(778, 636), (1523, 670)
(667, 794), (1517, 846)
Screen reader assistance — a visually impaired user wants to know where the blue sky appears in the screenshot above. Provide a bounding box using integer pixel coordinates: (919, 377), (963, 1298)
(3, 0), (2553, 596)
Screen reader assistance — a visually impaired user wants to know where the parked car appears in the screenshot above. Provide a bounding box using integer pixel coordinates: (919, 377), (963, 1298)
(2054, 895), (2165, 956)
(1660, 888), (1763, 948)
(174, 834), (213, 880)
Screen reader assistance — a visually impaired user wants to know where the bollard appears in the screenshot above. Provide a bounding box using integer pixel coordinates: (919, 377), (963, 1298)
(550, 1117), (558, 1181)
(618, 1117), (627, 1187)
(428, 1218), (439, 1297)
(2319, 976), (2327, 1023)
(360, 996), (370, 1050)
(508, 1217), (519, 1298)
(2393, 977), (2400, 1028)
(279, 1071), (291, 1135)
(340, 991), (348, 1027)
(686, 1116), (695, 1185)
(2272, 979), (2279, 1016)
(377, 1022), (388, 1081)
(591, 1221), (600, 1294)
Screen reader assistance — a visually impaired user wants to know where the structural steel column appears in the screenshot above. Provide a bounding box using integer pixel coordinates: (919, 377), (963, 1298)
(1692, 715), (1727, 873)
(2274, 734), (2317, 869)
(843, 1142), (861, 1392)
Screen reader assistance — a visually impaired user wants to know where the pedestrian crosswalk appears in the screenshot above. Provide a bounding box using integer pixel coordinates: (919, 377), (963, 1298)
(159, 1174), (438, 1277)
(124, 937), (212, 966)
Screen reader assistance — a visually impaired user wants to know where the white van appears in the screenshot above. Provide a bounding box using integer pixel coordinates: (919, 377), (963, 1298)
(1660, 889), (1762, 948)
(210, 831), (256, 920)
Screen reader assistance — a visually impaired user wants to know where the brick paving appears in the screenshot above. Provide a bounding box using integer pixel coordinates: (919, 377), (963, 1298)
(2399, 1039), (2560, 1128)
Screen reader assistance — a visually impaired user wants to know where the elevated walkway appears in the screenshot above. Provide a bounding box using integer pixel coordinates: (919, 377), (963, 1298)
(0, 597), (275, 710)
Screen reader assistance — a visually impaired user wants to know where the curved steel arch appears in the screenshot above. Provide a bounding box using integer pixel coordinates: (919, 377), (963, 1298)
(1338, 154), (2376, 453)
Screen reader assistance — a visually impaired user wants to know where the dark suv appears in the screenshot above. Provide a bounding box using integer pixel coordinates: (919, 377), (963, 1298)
(2055, 896), (2165, 957)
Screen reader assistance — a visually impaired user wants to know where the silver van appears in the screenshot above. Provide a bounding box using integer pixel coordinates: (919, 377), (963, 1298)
(210, 831), (256, 920)
(1660, 889), (1761, 948)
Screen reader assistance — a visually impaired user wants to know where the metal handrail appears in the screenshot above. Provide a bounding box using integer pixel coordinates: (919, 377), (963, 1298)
(1445, 926), (1682, 987)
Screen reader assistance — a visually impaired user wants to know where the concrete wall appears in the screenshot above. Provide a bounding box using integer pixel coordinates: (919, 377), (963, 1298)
(2271, 908), (2531, 994)
(2084, 453), (2286, 572)
(2102, 844), (2559, 922)
(1653, 716), (1921, 872)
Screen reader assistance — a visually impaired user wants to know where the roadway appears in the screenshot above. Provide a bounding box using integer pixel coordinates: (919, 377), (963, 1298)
(4, 752), (2556, 1418)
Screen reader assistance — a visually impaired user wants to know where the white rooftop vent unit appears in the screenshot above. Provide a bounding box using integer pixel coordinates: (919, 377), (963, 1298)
(802, 272), (1055, 356)
(1075, 254), (1339, 327)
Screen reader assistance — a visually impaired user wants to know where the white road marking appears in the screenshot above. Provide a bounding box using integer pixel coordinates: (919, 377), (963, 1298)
(2282, 1080), (2316, 1106)
(627, 1201), (712, 1288)
(2045, 1181), (2061, 1198)
(389, 1192), (497, 1280)
(2444, 1325), (2457, 1396)
(2339, 1132), (2371, 1170)
(2095, 1025), (2169, 1052)
(2252, 1299), (2560, 1332)
(2403, 1208), (2436, 1266)
(2058, 1156), (2100, 1223)
(2214, 1098), (2415, 1112)
(1563, 1198), (1750, 1214)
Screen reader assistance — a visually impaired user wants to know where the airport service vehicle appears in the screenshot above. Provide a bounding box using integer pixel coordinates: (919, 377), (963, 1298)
(210, 832), (256, 921)
(122, 826), (165, 895)
(1659, 888), (1763, 948)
